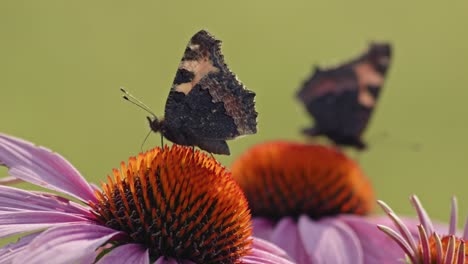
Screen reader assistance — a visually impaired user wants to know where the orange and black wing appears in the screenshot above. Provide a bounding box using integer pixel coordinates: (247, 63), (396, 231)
(297, 43), (392, 150)
(162, 30), (257, 155)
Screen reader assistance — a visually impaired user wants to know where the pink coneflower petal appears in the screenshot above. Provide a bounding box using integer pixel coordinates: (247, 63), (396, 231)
(457, 240), (466, 264)
(464, 217), (468, 240)
(252, 218), (275, 240)
(435, 233), (444, 264)
(242, 238), (294, 264)
(0, 185), (90, 215)
(342, 215), (415, 263)
(0, 134), (96, 203)
(269, 218), (309, 263)
(418, 225), (431, 263)
(249, 238), (292, 260)
(411, 195), (434, 235)
(153, 259), (194, 264)
(0, 233), (39, 263)
(377, 224), (418, 264)
(450, 197), (458, 235)
(0, 211), (92, 238)
(377, 200), (419, 253)
(379, 195), (468, 264)
(13, 223), (121, 264)
(444, 236), (456, 264)
(96, 244), (149, 264)
(298, 215), (363, 263)
(0, 185), (95, 238)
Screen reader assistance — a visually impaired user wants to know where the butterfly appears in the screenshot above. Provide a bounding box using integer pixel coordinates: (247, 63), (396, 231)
(296, 43), (392, 150)
(123, 30), (257, 155)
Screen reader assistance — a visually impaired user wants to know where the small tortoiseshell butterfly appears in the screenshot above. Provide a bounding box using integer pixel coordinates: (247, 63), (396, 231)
(124, 30), (257, 155)
(297, 43), (392, 150)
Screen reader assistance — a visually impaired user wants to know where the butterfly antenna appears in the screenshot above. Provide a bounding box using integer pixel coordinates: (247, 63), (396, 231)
(120, 87), (157, 118)
(140, 129), (152, 152)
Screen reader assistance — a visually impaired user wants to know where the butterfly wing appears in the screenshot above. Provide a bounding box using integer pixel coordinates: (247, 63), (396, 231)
(297, 43), (392, 149)
(162, 30), (257, 154)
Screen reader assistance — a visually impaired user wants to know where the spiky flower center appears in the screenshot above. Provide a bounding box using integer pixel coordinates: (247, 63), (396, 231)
(426, 235), (468, 264)
(90, 145), (252, 263)
(231, 141), (374, 220)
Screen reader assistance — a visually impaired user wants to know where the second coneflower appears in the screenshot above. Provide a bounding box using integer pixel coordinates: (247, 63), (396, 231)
(231, 141), (411, 264)
(0, 134), (293, 264)
(378, 195), (468, 264)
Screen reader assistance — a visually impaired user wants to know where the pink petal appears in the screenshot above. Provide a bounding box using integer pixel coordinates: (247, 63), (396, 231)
(241, 237), (294, 264)
(153, 258), (195, 264)
(0, 233), (39, 263)
(298, 215), (364, 264)
(0, 185), (92, 216)
(252, 217), (275, 240)
(449, 197), (458, 235)
(97, 244), (149, 264)
(411, 195), (434, 235)
(0, 211), (91, 238)
(0, 134), (97, 203)
(13, 223), (121, 264)
(269, 217), (310, 263)
(243, 247), (294, 264)
(342, 215), (411, 263)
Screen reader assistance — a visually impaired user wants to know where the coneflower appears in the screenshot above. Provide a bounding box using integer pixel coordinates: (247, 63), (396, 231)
(0, 134), (293, 264)
(231, 141), (412, 263)
(378, 195), (468, 264)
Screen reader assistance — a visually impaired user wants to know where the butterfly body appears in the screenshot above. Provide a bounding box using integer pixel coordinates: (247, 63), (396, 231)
(297, 43), (391, 150)
(147, 30), (257, 155)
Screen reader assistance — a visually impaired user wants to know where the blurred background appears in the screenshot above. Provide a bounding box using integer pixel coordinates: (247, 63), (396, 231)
(1, 1), (467, 222)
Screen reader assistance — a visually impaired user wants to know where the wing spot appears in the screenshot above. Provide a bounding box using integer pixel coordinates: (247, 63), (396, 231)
(189, 44), (200, 50)
(354, 63), (384, 108)
(174, 58), (220, 95)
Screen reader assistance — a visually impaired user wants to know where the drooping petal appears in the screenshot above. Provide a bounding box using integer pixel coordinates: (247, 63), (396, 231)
(0, 211), (91, 238)
(252, 218), (275, 240)
(269, 217), (310, 263)
(0, 233), (39, 264)
(0, 185), (91, 216)
(246, 237), (294, 263)
(97, 244), (149, 264)
(342, 215), (414, 263)
(298, 215), (364, 264)
(243, 248), (295, 264)
(153, 258), (195, 264)
(12, 223), (122, 264)
(0, 134), (97, 203)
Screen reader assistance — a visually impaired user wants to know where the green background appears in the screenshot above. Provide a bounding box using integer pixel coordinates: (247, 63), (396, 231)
(1, 1), (467, 225)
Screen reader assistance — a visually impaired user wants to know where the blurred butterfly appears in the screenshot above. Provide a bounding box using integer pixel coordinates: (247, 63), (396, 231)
(296, 43), (392, 150)
(122, 30), (257, 155)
